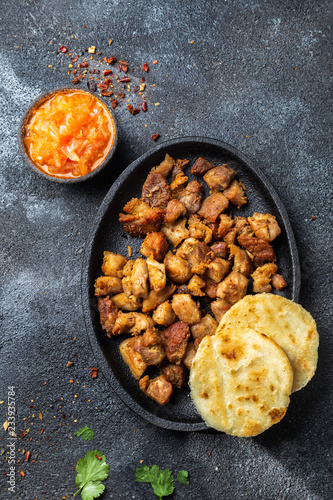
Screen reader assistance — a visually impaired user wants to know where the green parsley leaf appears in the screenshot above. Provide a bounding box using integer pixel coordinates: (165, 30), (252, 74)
(74, 426), (94, 441)
(74, 450), (109, 500)
(177, 470), (190, 484)
(135, 465), (152, 483)
(135, 465), (174, 499)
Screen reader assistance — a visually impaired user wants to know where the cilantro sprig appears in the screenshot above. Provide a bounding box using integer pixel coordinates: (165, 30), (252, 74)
(74, 450), (109, 500)
(177, 470), (190, 484)
(135, 464), (189, 499)
(74, 426), (95, 441)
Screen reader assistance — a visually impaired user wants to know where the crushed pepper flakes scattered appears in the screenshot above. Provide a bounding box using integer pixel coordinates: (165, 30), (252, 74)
(66, 361), (74, 368)
(152, 133), (160, 141)
(90, 367), (99, 379)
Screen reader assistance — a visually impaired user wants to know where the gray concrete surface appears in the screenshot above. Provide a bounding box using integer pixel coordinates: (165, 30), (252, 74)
(0, 1), (332, 498)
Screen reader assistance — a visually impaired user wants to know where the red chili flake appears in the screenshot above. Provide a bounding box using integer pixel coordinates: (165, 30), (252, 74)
(20, 470), (25, 477)
(79, 61), (89, 68)
(72, 69), (77, 74)
(104, 78), (112, 86)
(141, 77), (146, 83)
(311, 215), (316, 221)
(25, 452), (31, 462)
(127, 104), (133, 113)
(19, 430), (27, 439)
(95, 455), (102, 460)
(71, 55), (79, 63)
(142, 62), (149, 72)
(152, 133), (160, 141)
(119, 64), (129, 73)
(97, 83), (108, 90)
(40, 429), (44, 435)
(90, 367), (99, 379)
(118, 92), (125, 98)
(59, 45), (68, 53)
(119, 77), (130, 83)
(141, 101), (147, 112)
(92, 68), (100, 74)
(119, 60), (129, 66)
(72, 78), (80, 84)
(104, 56), (116, 65)
(152, 60), (158, 64)
(111, 99), (118, 109)
(132, 108), (140, 115)
(101, 90), (113, 97)
(103, 69), (113, 76)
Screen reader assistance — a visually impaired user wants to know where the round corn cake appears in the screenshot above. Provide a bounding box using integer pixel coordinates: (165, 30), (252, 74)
(189, 328), (293, 436)
(217, 294), (319, 392)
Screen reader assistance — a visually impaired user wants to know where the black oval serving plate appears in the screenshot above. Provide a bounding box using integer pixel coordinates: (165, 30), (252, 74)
(81, 137), (300, 431)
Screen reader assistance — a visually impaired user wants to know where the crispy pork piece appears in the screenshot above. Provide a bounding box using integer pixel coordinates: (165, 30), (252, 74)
(178, 240), (215, 275)
(152, 301), (177, 326)
(190, 156), (215, 175)
(217, 214), (234, 238)
(210, 241), (229, 259)
(229, 243), (253, 277)
(101, 251), (128, 278)
(142, 284), (176, 313)
(162, 321), (191, 364)
(172, 158), (189, 180)
(139, 374), (173, 405)
(120, 337), (147, 380)
(170, 172), (188, 198)
(131, 258), (149, 298)
(205, 257), (231, 283)
(191, 314), (218, 339)
(164, 199), (187, 224)
(223, 180), (247, 207)
(216, 271), (249, 305)
(112, 311), (154, 335)
(98, 296), (119, 337)
(119, 198), (164, 237)
(194, 337), (204, 350)
(234, 216), (254, 237)
(94, 276), (123, 296)
(150, 153), (175, 177)
(183, 341), (196, 370)
(111, 292), (142, 311)
(251, 262), (278, 293)
(203, 164), (237, 191)
(271, 273), (287, 291)
(142, 173), (171, 209)
(238, 234), (276, 267)
(204, 277), (218, 299)
(197, 192), (229, 222)
(161, 217), (189, 247)
(210, 299), (231, 322)
(147, 255), (166, 292)
(248, 213), (281, 242)
(160, 364), (186, 389)
(171, 294), (201, 325)
(139, 328), (166, 365)
(164, 251), (192, 284)
(187, 275), (206, 296)
(223, 228), (238, 245)
(140, 232), (169, 262)
(178, 180), (203, 214)
(188, 215), (213, 244)
(122, 261), (134, 297)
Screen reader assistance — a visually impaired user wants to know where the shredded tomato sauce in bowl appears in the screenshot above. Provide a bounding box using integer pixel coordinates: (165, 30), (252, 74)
(19, 88), (118, 182)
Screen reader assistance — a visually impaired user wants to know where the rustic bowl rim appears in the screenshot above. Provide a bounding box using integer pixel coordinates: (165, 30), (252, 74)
(17, 86), (118, 184)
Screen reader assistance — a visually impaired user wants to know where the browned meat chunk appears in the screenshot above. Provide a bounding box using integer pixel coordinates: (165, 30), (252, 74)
(248, 213), (281, 242)
(223, 180), (247, 208)
(205, 257), (232, 283)
(162, 321), (190, 364)
(94, 276), (123, 296)
(164, 251), (192, 284)
(210, 299), (231, 322)
(210, 241), (229, 259)
(223, 228), (238, 245)
(131, 258), (149, 298)
(188, 215), (213, 244)
(178, 239), (214, 275)
(150, 153), (175, 177)
(160, 364), (186, 389)
(251, 262), (278, 293)
(238, 235), (276, 266)
(194, 337), (204, 350)
(98, 296), (119, 337)
(120, 337), (147, 379)
(170, 172), (188, 198)
(191, 314), (218, 339)
(139, 328), (166, 365)
(161, 217), (189, 247)
(191, 156), (215, 175)
(119, 198), (165, 238)
(142, 173), (171, 209)
(139, 374), (173, 405)
(203, 164), (237, 191)
(183, 341), (196, 370)
(197, 192), (229, 222)
(164, 199), (187, 224)
(217, 214), (234, 238)
(216, 271), (249, 305)
(172, 158), (189, 180)
(187, 275), (206, 296)
(204, 278), (218, 299)
(178, 180), (203, 214)
(271, 273), (287, 291)
(142, 284), (176, 313)
(122, 261), (134, 297)
(234, 216), (254, 237)
(171, 294), (201, 325)
(152, 301), (177, 326)
(113, 311), (154, 335)
(140, 232), (169, 262)
(229, 243), (253, 277)
(111, 292), (142, 311)
(101, 251), (128, 278)
(147, 255), (166, 292)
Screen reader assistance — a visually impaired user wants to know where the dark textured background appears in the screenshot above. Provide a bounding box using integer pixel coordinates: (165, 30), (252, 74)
(0, 1), (332, 499)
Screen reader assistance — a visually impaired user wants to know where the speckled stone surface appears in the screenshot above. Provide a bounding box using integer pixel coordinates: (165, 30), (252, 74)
(0, 1), (332, 499)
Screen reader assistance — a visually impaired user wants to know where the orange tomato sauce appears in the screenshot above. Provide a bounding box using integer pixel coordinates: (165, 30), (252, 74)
(23, 90), (115, 179)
